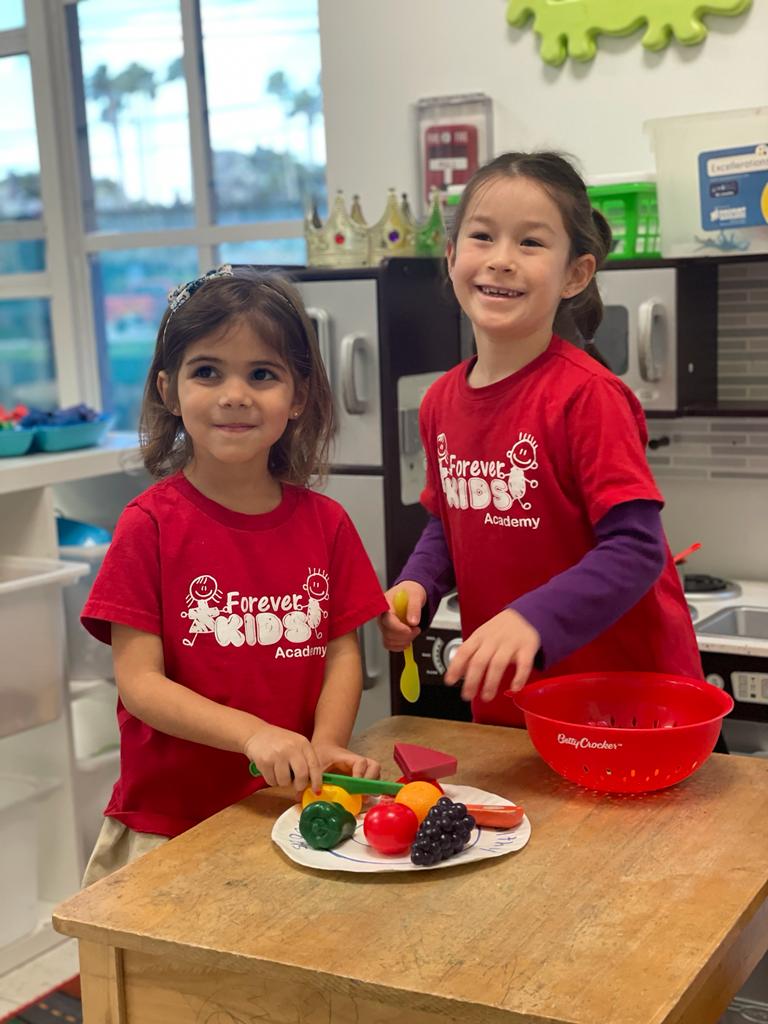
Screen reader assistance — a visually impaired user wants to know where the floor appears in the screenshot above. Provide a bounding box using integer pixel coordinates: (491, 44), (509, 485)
(0, 941), (79, 1019)
(0, 942), (765, 1021)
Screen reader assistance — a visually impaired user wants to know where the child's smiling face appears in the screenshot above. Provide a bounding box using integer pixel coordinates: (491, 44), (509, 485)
(159, 317), (304, 475)
(447, 175), (594, 348)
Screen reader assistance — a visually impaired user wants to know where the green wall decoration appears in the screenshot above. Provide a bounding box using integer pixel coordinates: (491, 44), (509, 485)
(506, 0), (752, 67)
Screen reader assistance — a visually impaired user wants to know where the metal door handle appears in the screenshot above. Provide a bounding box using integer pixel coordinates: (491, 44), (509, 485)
(340, 333), (367, 415)
(306, 307), (331, 374)
(359, 620), (382, 690)
(637, 298), (666, 383)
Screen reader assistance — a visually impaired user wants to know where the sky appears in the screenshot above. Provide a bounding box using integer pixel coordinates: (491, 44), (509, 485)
(0, 0), (325, 206)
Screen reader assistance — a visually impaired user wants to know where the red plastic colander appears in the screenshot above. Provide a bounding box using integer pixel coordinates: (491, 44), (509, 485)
(513, 671), (734, 793)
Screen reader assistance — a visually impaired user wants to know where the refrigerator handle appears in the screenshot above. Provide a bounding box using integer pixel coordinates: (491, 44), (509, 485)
(306, 307), (331, 376)
(637, 298), (665, 383)
(359, 620), (382, 690)
(340, 334), (368, 415)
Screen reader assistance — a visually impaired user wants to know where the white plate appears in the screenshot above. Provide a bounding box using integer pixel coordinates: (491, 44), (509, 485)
(271, 784), (531, 873)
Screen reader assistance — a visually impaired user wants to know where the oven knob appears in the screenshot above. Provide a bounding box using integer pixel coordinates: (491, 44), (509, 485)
(430, 637), (445, 674)
(443, 637), (463, 669)
(705, 673), (725, 690)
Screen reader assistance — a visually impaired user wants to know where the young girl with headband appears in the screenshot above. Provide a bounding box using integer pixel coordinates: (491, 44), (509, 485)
(81, 265), (387, 884)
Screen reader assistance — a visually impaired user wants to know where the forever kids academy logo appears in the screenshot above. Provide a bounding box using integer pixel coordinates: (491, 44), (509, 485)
(436, 431), (541, 528)
(179, 569), (329, 658)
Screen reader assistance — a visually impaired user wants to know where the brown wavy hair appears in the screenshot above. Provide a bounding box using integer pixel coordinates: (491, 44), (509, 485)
(139, 268), (334, 483)
(448, 151), (613, 358)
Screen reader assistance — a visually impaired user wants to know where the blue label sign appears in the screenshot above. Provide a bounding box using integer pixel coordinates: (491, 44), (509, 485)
(698, 144), (768, 230)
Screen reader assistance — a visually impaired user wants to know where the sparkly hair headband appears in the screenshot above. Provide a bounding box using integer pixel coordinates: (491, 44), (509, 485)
(162, 264), (234, 343)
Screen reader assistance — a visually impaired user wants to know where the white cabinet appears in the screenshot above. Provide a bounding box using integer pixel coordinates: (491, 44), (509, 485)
(0, 434), (141, 976)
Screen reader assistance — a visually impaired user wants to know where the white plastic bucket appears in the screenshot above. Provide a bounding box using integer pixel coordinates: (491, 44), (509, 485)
(0, 557), (88, 739)
(645, 106), (768, 259)
(0, 775), (58, 947)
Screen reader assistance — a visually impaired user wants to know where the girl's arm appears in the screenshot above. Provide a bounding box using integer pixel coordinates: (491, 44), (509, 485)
(394, 514), (456, 623)
(310, 630), (380, 778)
(446, 500), (667, 701)
(510, 498), (666, 669)
(112, 623), (323, 792)
(379, 515), (455, 650)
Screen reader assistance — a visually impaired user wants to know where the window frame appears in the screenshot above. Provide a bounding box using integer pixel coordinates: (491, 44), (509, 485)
(0, 0), (317, 420)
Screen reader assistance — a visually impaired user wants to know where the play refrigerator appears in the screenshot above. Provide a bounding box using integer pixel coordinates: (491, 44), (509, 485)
(286, 258), (464, 729)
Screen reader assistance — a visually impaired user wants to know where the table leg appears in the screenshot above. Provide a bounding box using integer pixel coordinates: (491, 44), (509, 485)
(78, 940), (126, 1024)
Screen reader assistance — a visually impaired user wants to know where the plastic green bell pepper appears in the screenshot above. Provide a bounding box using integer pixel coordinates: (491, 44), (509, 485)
(298, 800), (357, 850)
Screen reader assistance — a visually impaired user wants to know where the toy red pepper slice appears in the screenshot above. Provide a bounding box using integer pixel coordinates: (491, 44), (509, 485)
(298, 800), (358, 850)
(464, 804), (525, 828)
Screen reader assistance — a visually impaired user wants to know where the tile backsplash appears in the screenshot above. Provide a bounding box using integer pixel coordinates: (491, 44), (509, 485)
(648, 259), (768, 483)
(718, 260), (768, 404)
(647, 418), (768, 481)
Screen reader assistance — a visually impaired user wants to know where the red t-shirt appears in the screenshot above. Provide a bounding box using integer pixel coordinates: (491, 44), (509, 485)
(420, 336), (701, 726)
(82, 473), (388, 836)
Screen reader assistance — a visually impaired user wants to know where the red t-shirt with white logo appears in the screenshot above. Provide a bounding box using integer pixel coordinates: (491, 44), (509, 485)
(82, 474), (388, 837)
(420, 336), (702, 726)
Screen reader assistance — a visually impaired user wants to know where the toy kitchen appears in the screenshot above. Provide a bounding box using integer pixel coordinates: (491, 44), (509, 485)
(404, 571), (768, 757)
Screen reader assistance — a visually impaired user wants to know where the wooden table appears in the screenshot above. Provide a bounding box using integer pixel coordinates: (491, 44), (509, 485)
(53, 716), (768, 1024)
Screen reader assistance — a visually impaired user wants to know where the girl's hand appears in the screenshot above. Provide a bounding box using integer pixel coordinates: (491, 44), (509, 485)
(244, 723), (323, 796)
(313, 741), (381, 780)
(444, 609), (541, 703)
(378, 581), (426, 651)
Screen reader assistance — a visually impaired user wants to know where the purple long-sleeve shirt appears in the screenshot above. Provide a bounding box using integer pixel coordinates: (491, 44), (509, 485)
(394, 499), (666, 670)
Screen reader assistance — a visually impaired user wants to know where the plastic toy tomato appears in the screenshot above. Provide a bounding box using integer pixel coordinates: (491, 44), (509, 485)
(394, 780), (442, 823)
(301, 784), (362, 817)
(363, 802), (418, 855)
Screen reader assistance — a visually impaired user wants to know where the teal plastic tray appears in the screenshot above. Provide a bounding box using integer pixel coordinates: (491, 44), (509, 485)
(0, 429), (36, 458)
(32, 415), (113, 453)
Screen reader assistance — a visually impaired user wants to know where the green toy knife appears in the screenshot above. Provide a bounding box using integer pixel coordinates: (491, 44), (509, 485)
(248, 762), (403, 795)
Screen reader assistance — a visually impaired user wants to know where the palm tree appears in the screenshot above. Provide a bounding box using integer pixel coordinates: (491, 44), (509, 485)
(87, 63), (157, 190)
(266, 70), (323, 166)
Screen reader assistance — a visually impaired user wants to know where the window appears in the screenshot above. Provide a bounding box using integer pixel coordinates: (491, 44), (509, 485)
(0, 0), (24, 33)
(68, 0), (325, 428)
(201, 0), (326, 225)
(91, 246), (198, 429)
(0, 54), (45, 274)
(77, 1), (193, 231)
(0, 298), (56, 411)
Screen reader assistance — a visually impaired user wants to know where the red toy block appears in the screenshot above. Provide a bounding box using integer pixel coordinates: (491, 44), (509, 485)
(393, 742), (457, 781)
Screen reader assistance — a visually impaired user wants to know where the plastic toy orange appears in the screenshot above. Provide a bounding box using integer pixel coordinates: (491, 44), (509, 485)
(301, 784), (362, 817)
(394, 780), (442, 824)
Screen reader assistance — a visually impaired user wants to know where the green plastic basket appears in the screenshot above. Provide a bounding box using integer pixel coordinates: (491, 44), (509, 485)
(587, 182), (661, 260)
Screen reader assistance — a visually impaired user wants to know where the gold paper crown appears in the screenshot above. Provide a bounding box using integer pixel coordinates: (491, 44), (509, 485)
(305, 189), (446, 268)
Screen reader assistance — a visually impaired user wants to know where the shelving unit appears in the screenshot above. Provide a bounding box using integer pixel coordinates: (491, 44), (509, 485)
(0, 434), (140, 976)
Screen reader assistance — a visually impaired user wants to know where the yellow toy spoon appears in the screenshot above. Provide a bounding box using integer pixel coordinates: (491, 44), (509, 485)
(393, 588), (420, 704)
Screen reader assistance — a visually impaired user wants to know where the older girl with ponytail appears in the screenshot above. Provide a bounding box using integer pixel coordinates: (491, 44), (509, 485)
(379, 151), (701, 728)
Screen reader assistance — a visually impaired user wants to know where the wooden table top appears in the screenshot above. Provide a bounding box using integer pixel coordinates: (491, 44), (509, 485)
(53, 716), (768, 1024)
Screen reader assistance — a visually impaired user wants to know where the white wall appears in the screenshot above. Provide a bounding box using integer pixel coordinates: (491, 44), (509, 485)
(319, 0), (768, 212)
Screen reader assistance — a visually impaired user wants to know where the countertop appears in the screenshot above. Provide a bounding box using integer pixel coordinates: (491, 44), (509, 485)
(53, 715), (768, 1024)
(691, 579), (768, 658)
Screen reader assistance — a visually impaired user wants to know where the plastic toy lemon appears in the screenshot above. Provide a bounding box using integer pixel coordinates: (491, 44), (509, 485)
(301, 783), (362, 816)
(394, 780), (442, 824)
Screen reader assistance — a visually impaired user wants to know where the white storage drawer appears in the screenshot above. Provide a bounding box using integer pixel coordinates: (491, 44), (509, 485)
(60, 542), (113, 681)
(0, 775), (59, 948)
(0, 556), (88, 739)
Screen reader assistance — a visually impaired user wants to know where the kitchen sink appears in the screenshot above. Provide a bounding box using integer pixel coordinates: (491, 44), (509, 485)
(694, 606), (768, 640)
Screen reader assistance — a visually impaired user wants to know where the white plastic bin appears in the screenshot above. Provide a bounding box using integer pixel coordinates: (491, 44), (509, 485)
(0, 556), (88, 739)
(59, 542), (113, 681)
(0, 775), (58, 947)
(645, 106), (768, 258)
(70, 680), (119, 761)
